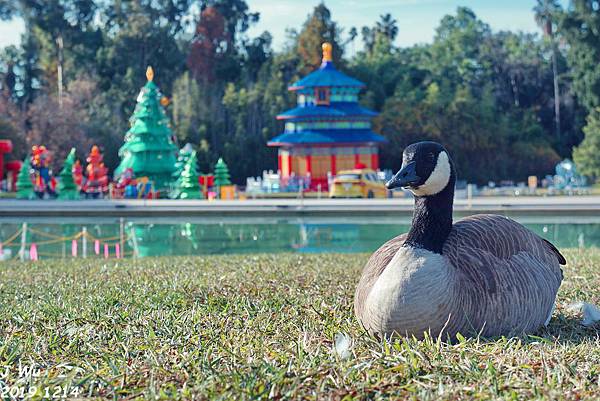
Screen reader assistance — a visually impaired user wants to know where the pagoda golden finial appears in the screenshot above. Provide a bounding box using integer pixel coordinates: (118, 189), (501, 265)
(322, 42), (332, 62)
(146, 66), (154, 82)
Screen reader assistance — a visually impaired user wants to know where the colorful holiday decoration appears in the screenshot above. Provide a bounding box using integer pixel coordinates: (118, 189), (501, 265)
(16, 154), (35, 200)
(113, 168), (138, 198)
(30, 145), (56, 197)
(268, 42), (386, 190)
(172, 151), (203, 199)
(114, 66), (177, 192)
(0, 139), (21, 191)
(4, 160), (21, 192)
(57, 148), (80, 200)
(0, 139), (13, 186)
(82, 145), (109, 198)
(72, 159), (83, 189)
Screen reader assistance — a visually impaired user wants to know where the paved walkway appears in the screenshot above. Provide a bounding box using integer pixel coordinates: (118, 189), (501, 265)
(1, 196), (599, 217)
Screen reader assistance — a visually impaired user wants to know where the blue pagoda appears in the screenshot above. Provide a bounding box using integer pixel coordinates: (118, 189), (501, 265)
(268, 42), (386, 190)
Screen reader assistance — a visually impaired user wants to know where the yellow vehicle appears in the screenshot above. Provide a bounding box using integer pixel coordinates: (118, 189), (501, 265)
(329, 169), (388, 198)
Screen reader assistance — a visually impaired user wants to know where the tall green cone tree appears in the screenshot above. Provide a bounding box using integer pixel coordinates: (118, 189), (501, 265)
(174, 151), (203, 199)
(214, 157), (232, 188)
(114, 66), (177, 190)
(57, 148), (79, 200)
(16, 155), (35, 200)
(573, 108), (600, 181)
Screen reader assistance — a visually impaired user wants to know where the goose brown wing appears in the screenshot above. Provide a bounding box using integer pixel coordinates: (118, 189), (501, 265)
(443, 214), (565, 271)
(442, 214), (564, 334)
(354, 233), (407, 319)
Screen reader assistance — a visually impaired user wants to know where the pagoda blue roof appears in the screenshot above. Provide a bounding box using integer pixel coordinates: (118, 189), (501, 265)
(268, 129), (386, 146)
(288, 61), (365, 90)
(269, 43), (387, 147)
(276, 102), (377, 121)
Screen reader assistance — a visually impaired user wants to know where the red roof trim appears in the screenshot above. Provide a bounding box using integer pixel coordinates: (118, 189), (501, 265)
(268, 141), (382, 148)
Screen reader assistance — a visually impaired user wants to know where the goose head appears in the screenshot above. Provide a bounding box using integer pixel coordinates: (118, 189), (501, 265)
(386, 141), (454, 197)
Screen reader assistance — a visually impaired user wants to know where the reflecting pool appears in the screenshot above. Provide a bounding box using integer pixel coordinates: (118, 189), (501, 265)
(0, 215), (599, 259)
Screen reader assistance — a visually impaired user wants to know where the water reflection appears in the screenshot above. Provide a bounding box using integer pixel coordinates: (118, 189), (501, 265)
(0, 216), (599, 259)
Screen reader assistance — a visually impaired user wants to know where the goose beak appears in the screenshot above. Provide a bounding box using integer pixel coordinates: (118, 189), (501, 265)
(386, 161), (420, 189)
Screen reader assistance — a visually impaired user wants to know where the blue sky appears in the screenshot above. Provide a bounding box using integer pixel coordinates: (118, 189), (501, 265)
(0, 0), (570, 51)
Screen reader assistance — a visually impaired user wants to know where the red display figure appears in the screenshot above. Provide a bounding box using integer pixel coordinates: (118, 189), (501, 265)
(72, 159), (83, 190)
(82, 145), (109, 198)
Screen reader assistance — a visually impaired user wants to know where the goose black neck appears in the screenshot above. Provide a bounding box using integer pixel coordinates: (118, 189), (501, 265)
(404, 181), (454, 254)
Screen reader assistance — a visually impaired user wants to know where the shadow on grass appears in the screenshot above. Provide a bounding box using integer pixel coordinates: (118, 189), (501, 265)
(357, 314), (599, 347)
(533, 314), (600, 344)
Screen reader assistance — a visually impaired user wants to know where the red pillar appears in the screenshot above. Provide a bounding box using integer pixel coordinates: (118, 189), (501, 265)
(354, 153), (360, 168)
(0, 139), (12, 182)
(371, 152), (379, 170)
(330, 154), (336, 175)
(306, 154), (312, 176)
(286, 153), (292, 177)
(278, 153), (282, 173)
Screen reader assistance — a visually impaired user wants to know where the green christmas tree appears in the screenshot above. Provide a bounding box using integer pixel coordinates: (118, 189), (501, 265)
(172, 145), (194, 180)
(114, 66), (177, 191)
(214, 157), (232, 188)
(57, 148), (79, 200)
(174, 151), (203, 199)
(16, 155), (35, 200)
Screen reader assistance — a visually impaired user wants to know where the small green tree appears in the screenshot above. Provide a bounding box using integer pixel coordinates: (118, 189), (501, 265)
(214, 157), (231, 188)
(16, 155), (35, 200)
(573, 109), (600, 181)
(172, 145), (193, 180)
(57, 148), (79, 200)
(174, 151), (203, 199)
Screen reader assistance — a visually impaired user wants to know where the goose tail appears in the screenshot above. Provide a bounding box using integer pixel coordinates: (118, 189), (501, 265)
(542, 239), (566, 265)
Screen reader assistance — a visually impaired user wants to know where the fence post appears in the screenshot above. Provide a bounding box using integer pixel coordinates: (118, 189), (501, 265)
(19, 222), (27, 262)
(119, 218), (125, 258)
(82, 227), (87, 258)
(130, 226), (139, 259)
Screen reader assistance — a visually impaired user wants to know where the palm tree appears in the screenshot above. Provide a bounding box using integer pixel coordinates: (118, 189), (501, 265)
(534, 0), (562, 139)
(376, 13), (399, 42)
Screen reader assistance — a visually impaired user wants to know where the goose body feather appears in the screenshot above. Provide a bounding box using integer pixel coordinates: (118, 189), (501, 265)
(355, 214), (564, 339)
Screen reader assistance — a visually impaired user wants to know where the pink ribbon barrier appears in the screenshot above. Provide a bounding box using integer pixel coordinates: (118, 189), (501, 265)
(94, 240), (100, 255)
(115, 243), (121, 259)
(29, 243), (38, 261)
(72, 240), (77, 257)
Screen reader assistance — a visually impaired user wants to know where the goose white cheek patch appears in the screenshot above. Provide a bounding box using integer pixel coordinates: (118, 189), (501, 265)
(411, 151), (451, 196)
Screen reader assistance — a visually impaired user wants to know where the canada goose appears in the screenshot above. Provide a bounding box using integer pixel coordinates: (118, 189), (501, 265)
(355, 141), (565, 339)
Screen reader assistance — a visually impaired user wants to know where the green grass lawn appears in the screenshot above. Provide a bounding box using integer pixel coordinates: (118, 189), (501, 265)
(0, 250), (599, 400)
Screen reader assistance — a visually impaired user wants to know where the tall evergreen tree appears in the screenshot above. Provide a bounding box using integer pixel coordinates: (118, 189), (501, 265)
(573, 108), (600, 180)
(560, 0), (600, 112)
(296, 3), (343, 73)
(534, 0), (562, 139)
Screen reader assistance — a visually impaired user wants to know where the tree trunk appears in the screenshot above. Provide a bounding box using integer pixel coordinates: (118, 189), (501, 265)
(552, 44), (561, 139)
(56, 34), (64, 109)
